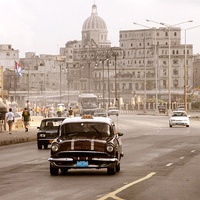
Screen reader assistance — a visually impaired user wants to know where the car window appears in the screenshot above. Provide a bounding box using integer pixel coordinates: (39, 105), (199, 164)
(61, 122), (111, 139)
(40, 119), (64, 130)
(172, 112), (187, 117)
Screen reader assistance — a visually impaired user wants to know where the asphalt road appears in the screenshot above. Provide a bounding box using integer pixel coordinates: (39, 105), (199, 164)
(0, 114), (200, 200)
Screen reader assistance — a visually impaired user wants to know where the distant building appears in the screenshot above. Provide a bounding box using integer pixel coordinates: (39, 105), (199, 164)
(4, 4), (200, 109)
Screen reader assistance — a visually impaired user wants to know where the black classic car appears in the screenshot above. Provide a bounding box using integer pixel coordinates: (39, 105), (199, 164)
(48, 115), (124, 175)
(37, 117), (66, 149)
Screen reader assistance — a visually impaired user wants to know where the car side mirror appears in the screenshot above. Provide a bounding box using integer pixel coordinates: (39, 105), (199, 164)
(118, 132), (123, 137)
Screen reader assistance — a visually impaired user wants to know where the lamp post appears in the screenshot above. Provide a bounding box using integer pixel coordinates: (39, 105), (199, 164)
(183, 25), (200, 110)
(146, 19), (193, 111)
(106, 47), (125, 108)
(133, 22), (150, 113)
(133, 22), (158, 112)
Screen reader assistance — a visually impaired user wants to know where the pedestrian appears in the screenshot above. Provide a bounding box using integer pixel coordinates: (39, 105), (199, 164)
(68, 107), (74, 117)
(6, 108), (15, 134)
(22, 107), (30, 132)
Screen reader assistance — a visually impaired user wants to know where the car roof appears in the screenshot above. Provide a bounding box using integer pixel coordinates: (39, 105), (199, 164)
(41, 117), (66, 122)
(172, 110), (187, 113)
(62, 116), (114, 125)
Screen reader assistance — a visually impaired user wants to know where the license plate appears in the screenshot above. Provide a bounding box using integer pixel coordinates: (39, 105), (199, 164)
(178, 122), (182, 124)
(77, 161), (88, 167)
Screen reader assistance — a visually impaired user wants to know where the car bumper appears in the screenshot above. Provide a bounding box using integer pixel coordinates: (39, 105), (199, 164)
(48, 157), (118, 169)
(38, 139), (54, 144)
(170, 122), (189, 126)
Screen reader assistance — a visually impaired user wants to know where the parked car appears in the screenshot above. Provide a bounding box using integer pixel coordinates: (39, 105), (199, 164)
(37, 117), (66, 149)
(107, 107), (119, 116)
(158, 105), (166, 113)
(48, 115), (124, 175)
(169, 111), (190, 128)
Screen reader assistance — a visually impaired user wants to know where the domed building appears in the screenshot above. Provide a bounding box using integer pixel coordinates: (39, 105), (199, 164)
(82, 4), (111, 48)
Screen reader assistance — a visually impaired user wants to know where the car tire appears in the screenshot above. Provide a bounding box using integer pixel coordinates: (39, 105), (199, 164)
(116, 163), (120, 172)
(37, 141), (42, 149)
(50, 164), (59, 176)
(107, 164), (116, 175)
(186, 125), (189, 127)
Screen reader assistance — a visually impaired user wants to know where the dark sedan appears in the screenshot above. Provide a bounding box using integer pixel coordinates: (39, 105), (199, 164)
(48, 115), (124, 175)
(37, 117), (66, 149)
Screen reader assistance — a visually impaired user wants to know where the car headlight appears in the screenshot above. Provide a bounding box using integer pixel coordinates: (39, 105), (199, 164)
(39, 133), (46, 138)
(106, 144), (114, 153)
(51, 143), (59, 152)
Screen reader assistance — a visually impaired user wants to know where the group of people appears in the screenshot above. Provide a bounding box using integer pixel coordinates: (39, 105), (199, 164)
(6, 107), (31, 135)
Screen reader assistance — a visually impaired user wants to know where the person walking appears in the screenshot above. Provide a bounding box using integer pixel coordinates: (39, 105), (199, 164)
(6, 108), (15, 134)
(22, 107), (30, 132)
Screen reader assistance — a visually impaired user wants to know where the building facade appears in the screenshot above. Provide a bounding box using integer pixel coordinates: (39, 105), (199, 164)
(3, 4), (199, 109)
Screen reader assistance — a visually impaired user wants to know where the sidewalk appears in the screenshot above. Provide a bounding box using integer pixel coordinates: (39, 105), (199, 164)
(0, 116), (42, 146)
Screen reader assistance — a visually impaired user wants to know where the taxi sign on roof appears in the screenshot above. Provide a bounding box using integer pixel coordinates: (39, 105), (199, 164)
(81, 115), (94, 119)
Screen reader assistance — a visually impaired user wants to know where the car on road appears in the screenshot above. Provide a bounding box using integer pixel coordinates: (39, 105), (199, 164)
(94, 108), (108, 117)
(37, 117), (66, 149)
(107, 107), (119, 116)
(169, 110), (190, 128)
(158, 105), (166, 114)
(48, 115), (124, 175)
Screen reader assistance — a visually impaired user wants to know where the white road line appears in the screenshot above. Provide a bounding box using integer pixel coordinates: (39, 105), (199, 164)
(97, 172), (156, 200)
(191, 150), (196, 153)
(180, 157), (185, 160)
(166, 163), (173, 167)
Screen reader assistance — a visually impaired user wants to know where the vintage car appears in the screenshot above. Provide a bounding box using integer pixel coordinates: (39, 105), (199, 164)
(37, 117), (66, 149)
(48, 115), (124, 175)
(107, 107), (119, 116)
(169, 111), (190, 128)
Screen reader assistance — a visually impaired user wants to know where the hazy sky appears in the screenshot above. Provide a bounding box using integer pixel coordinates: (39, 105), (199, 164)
(0, 0), (200, 58)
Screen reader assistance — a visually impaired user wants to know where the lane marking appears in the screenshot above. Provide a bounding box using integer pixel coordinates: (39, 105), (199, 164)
(97, 172), (156, 200)
(180, 157), (185, 160)
(191, 150), (196, 153)
(166, 163), (173, 167)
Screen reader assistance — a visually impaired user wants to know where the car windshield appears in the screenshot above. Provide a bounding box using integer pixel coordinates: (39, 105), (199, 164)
(172, 112), (187, 117)
(61, 122), (111, 139)
(40, 119), (63, 131)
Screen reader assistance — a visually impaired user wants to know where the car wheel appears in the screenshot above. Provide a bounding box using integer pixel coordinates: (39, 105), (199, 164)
(169, 124), (172, 128)
(37, 141), (42, 149)
(186, 125), (189, 127)
(107, 164), (116, 175)
(50, 164), (59, 176)
(116, 163), (120, 172)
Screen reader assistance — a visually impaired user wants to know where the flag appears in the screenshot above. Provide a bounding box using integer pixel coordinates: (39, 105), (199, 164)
(15, 61), (22, 76)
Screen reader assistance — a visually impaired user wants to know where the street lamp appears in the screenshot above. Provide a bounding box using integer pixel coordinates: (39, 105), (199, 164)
(183, 25), (200, 110)
(133, 22), (149, 113)
(133, 22), (158, 112)
(146, 19), (193, 111)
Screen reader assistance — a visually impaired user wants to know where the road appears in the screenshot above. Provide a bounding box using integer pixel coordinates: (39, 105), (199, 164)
(0, 114), (200, 200)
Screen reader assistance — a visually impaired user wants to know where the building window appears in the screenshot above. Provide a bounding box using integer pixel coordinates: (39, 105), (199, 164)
(165, 32), (168, 37)
(173, 68), (178, 75)
(163, 69), (167, 76)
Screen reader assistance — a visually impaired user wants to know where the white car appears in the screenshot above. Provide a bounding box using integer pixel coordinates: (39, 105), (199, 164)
(107, 107), (119, 116)
(169, 111), (190, 128)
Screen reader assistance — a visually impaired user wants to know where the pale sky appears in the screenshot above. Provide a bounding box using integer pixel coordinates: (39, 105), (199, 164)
(0, 0), (200, 58)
